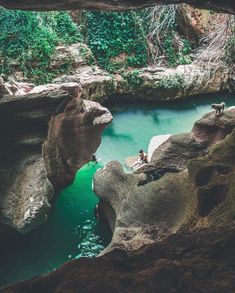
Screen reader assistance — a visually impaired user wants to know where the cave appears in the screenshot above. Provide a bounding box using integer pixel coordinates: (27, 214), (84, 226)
(0, 0), (235, 292)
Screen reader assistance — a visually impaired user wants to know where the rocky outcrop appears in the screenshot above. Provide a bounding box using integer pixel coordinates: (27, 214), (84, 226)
(94, 109), (235, 253)
(54, 66), (115, 104)
(94, 161), (197, 253)
(111, 64), (229, 103)
(3, 226), (235, 292)
(0, 82), (112, 233)
(50, 43), (93, 72)
(177, 4), (230, 40)
(1, 105), (235, 293)
(54, 62), (229, 104)
(0, 0), (234, 15)
(139, 110), (235, 178)
(43, 98), (113, 189)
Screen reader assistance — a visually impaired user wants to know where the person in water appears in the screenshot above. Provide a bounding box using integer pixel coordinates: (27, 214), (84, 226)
(131, 149), (148, 169)
(88, 154), (98, 167)
(91, 154), (98, 164)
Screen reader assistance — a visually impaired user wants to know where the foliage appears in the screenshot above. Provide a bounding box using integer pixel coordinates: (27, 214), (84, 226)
(122, 70), (143, 87)
(0, 8), (83, 84)
(159, 74), (185, 89)
(82, 11), (149, 72)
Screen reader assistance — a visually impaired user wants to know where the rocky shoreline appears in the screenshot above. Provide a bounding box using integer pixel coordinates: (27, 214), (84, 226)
(94, 109), (235, 254)
(2, 108), (235, 292)
(0, 81), (112, 234)
(52, 48), (231, 104)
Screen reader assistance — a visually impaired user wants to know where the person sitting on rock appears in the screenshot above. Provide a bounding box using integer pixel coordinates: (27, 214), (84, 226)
(131, 149), (148, 169)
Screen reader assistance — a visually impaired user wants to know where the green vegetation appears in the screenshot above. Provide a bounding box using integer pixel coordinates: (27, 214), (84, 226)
(82, 11), (149, 72)
(162, 33), (192, 67)
(122, 70), (143, 87)
(0, 7), (194, 84)
(0, 8), (82, 84)
(159, 73), (185, 89)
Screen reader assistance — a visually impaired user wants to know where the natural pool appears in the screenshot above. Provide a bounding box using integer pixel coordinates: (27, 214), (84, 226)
(0, 93), (234, 287)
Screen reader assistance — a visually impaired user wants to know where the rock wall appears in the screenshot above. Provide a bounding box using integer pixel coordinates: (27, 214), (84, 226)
(54, 61), (229, 104)
(0, 0), (234, 14)
(0, 82), (112, 233)
(94, 110), (235, 253)
(1, 87), (235, 293)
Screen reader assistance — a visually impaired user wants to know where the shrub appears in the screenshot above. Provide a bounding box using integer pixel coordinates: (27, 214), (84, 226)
(0, 8), (82, 84)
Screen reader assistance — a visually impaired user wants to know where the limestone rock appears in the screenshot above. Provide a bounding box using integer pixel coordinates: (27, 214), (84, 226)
(94, 161), (196, 253)
(2, 128), (235, 290)
(139, 110), (235, 179)
(54, 66), (116, 103)
(53, 62), (229, 104)
(177, 4), (230, 40)
(43, 98), (113, 189)
(2, 94), (235, 293)
(0, 82), (112, 233)
(1, 156), (53, 233)
(93, 110), (235, 253)
(3, 226), (235, 292)
(50, 43), (93, 71)
(115, 64), (229, 102)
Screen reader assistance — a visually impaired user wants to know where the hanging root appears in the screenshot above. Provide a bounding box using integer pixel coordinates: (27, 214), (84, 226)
(192, 14), (235, 85)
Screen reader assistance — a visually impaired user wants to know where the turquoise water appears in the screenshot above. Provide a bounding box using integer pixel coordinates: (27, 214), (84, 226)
(0, 164), (111, 287)
(0, 93), (234, 287)
(98, 94), (235, 165)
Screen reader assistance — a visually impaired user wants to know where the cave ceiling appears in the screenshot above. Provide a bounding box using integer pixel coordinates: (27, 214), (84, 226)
(0, 0), (234, 14)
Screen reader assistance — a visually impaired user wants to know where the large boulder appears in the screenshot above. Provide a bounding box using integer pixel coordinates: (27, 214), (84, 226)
(1, 155), (53, 233)
(54, 66), (116, 104)
(94, 109), (235, 253)
(0, 82), (112, 233)
(43, 98), (113, 189)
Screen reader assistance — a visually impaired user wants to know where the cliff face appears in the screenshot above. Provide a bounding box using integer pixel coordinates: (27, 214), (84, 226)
(0, 0), (234, 14)
(0, 82), (112, 233)
(2, 226), (235, 293)
(3, 110), (235, 293)
(94, 110), (235, 253)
